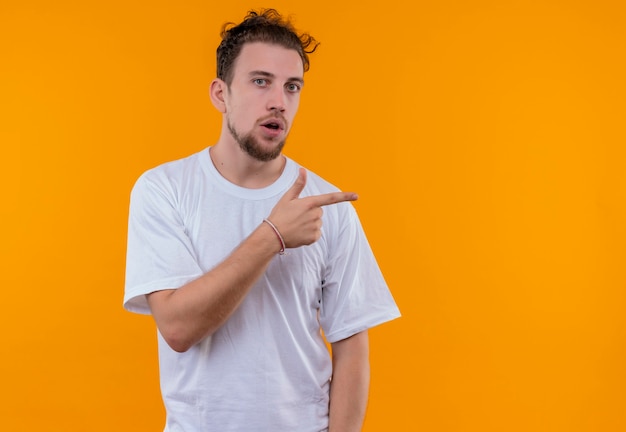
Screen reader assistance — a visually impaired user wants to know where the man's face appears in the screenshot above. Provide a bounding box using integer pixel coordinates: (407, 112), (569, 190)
(223, 42), (304, 162)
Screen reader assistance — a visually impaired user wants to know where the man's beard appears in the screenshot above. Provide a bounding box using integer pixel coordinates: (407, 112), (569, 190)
(228, 121), (286, 162)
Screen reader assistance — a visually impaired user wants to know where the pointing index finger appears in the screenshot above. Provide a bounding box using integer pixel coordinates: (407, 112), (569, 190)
(308, 191), (359, 207)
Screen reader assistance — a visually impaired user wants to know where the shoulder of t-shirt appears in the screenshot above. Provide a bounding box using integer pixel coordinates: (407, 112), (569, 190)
(133, 148), (205, 190)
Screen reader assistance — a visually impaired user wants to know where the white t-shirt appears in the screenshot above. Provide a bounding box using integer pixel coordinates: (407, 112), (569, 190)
(124, 147), (400, 432)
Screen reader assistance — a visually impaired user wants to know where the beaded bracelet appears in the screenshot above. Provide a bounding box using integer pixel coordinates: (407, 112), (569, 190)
(263, 218), (286, 255)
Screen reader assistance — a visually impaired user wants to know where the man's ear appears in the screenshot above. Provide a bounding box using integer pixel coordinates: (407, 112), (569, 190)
(209, 78), (228, 113)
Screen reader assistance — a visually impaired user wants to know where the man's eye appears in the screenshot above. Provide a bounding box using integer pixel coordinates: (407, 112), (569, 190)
(253, 78), (267, 86)
(286, 83), (301, 93)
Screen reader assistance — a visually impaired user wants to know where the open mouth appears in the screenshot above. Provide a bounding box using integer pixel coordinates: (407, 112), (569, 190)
(261, 118), (285, 131)
(263, 122), (280, 130)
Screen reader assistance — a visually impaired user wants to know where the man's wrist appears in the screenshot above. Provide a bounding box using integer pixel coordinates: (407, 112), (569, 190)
(262, 218), (286, 255)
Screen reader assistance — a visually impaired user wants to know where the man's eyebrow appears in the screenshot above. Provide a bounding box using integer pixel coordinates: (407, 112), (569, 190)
(249, 70), (304, 86)
(249, 70), (275, 79)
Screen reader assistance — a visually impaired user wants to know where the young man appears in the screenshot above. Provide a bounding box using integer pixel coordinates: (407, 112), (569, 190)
(124, 9), (400, 432)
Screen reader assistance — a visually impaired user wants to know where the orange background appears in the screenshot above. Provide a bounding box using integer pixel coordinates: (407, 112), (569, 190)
(2, 0), (625, 431)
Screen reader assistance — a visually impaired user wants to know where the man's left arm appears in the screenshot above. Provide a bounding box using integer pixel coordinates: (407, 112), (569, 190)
(328, 330), (370, 432)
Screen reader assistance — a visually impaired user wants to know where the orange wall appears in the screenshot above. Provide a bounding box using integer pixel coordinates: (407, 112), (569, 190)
(2, 0), (625, 430)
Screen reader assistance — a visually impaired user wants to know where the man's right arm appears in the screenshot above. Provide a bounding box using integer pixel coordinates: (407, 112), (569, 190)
(145, 168), (358, 353)
(146, 221), (281, 353)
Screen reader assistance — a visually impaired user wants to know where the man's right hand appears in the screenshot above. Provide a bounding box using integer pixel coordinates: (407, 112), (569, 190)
(267, 167), (358, 248)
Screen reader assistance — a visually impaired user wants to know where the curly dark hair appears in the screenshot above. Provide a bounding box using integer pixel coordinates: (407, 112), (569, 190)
(216, 9), (319, 85)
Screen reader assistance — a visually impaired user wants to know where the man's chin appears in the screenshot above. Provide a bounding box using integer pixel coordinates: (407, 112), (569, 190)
(228, 122), (287, 162)
(239, 139), (285, 162)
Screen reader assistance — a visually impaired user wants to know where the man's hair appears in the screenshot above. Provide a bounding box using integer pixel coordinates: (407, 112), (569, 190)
(216, 9), (319, 85)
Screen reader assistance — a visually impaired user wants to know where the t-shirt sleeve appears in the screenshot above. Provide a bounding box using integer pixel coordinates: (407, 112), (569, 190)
(123, 172), (204, 315)
(319, 204), (400, 343)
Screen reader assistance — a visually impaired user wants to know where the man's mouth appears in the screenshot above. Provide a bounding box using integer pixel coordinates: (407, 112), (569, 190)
(260, 118), (285, 131)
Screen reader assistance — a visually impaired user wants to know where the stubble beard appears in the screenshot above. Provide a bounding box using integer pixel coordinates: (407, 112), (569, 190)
(228, 120), (286, 162)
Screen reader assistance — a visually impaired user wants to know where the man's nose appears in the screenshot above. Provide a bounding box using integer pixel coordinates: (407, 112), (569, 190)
(267, 87), (286, 112)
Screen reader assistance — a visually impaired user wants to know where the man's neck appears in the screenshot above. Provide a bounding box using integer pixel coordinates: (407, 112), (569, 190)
(208, 142), (286, 189)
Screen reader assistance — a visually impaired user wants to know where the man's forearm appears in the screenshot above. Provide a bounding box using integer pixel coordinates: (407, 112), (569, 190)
(146, 221), (281, 352)
(329, 331), (370, 432)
